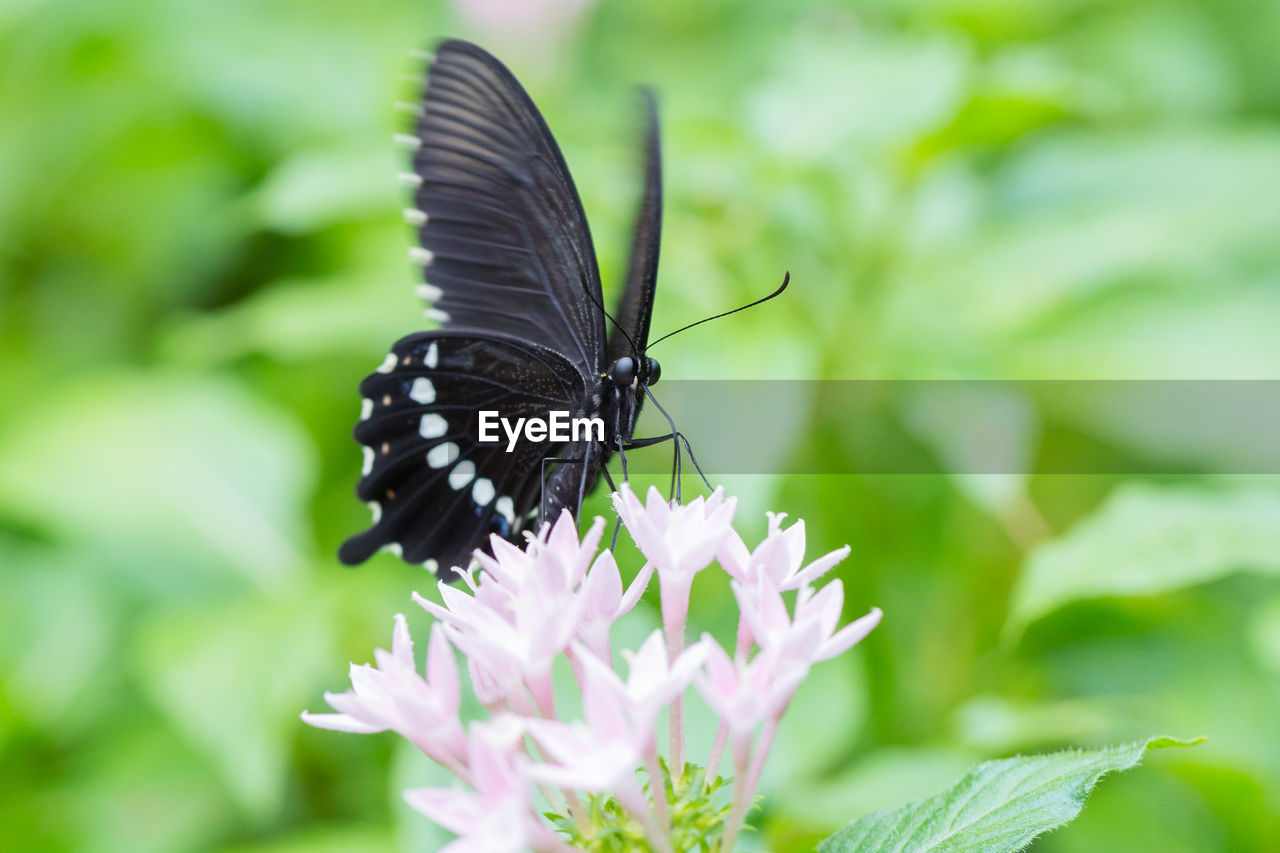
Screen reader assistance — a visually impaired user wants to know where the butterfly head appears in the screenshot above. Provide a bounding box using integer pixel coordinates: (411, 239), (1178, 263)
(609, 355), (661, 389)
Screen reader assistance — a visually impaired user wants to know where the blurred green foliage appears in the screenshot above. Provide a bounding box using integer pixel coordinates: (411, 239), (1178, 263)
(2, 0), (1279, 850)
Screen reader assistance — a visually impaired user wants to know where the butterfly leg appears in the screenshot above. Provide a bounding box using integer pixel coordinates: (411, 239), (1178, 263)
(638, 386), (685, 500)
(670, 433), (689, 500)
(595, 461), (625, 551)
(678, 432), (712, 491)
(615, 431), (631, 483)
(618, 433), (679, 496)
(598, 460), (620, 493)
(621, 433), (674, 448)
(621, 431), (712, 492)
(539, 456), (552, 525)
(612, 400), (629, 483)
(574, 443), (596, 525)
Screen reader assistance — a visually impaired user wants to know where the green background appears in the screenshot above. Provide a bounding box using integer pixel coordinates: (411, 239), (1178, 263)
(3, 0), (1279, 849)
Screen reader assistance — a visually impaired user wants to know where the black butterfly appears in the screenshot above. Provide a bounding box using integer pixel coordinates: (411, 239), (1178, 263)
(338, 39), (670, 576)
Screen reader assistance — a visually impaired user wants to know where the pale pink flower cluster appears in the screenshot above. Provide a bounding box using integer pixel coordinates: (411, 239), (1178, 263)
(303, 486), (881, 852)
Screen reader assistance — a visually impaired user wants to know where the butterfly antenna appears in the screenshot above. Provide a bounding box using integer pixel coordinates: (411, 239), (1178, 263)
(582, 280), (637, 355)
(647, 271), (790, 349)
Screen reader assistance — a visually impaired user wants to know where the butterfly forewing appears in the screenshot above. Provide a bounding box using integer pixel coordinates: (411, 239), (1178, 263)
(408, 39), (606, 379)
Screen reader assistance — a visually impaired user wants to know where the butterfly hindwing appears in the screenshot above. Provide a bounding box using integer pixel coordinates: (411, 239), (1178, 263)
(609, 87), (663, 364)
(338, 331), (590, 575)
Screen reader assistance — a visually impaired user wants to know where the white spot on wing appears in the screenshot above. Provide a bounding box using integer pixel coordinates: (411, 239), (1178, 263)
(397, 172), (422, 187)
(409, 247), (434, 265)
(360, 398), (373, 420)
(426, 308), (449, 323)
(425, 342), (438, 368)
(376, 353), (396, 373)
(495, 496), (515, 523)
(409, 377), (436, 404)
(393, 133), (421, 150)
(386, 543), (403, 558)
(449, 460), (475, 490)
(423, 558), (439, 574)
(472, 477), (495, 506)
(368, 501), (382, 524)
(362, 446), (374, 475)
(415, 283), (443, 301)
(404, 208), (428, 226)
(419, 413), (447, 439)
(427, 442), (459, 469)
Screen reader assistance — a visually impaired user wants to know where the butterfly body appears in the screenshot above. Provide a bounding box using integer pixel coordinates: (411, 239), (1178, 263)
(340, 39), (664, 576)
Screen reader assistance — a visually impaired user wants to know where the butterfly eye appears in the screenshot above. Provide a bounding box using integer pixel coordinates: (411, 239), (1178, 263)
(612, 357), (637, 386)
(645, 357), (661, 385)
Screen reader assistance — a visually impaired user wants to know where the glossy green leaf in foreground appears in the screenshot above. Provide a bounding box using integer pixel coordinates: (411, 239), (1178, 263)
(818, 737), (1201, 853)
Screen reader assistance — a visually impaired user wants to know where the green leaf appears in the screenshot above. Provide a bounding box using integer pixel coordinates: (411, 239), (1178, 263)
(134, 594), (336, 818)
(881, 130), (1280, 379)
(1007, 484), (1280, 636)
(252, 147), (400, 234)
(0, 373), (314, 595)
(818, 737), (1201, 853)
(0, 550), (115, 734)
(746, 30), (969, 160)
